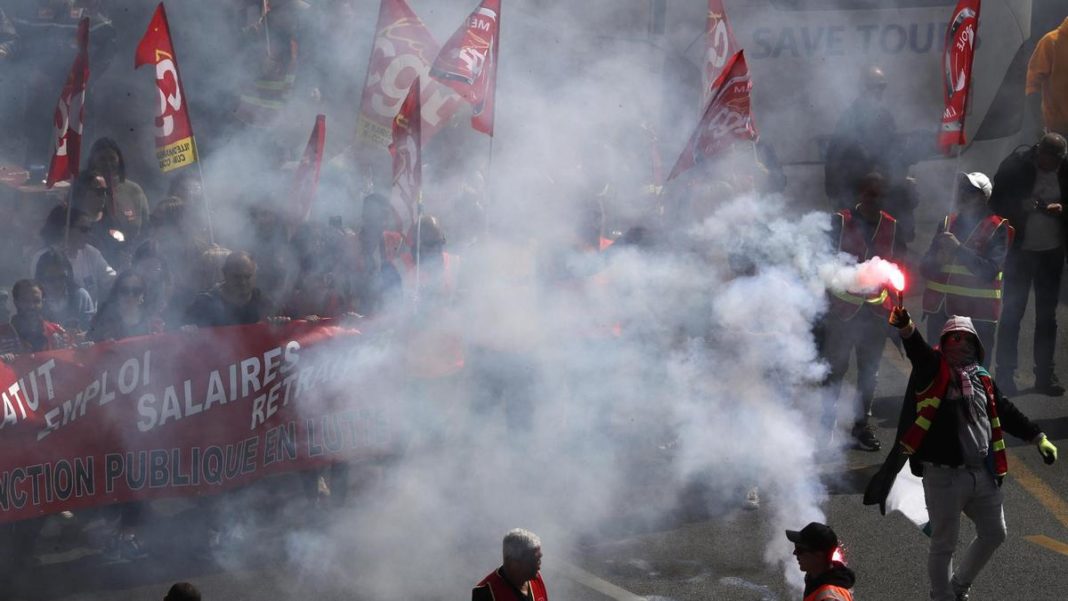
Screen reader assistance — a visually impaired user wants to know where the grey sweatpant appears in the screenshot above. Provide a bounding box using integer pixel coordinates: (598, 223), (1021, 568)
(922, 464), (1006, 601)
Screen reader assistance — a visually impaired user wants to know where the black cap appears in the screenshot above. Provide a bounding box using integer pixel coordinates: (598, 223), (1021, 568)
(785, 522), (838, 553)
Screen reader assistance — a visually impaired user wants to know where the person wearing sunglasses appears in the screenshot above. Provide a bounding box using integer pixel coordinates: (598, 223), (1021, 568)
(32, 204), (117, 307)
(786, 522), (854, 601)
(87, 272), (163, 343)
(880, 306), (1057, 601)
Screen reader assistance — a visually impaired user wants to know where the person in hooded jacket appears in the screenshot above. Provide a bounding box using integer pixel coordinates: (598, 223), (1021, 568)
(880, 306), (1058, 601)
(786, 522), (855, 601)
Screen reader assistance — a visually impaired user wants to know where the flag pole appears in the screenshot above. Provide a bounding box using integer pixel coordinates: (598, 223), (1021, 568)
(262, 0), (272, 58)
(195, 159), (215, 245)
(414, 192), (423, 310)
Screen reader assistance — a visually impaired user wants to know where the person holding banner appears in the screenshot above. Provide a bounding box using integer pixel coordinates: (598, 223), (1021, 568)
(183, 251), (275, 328)
(886, 306), (1056, 601)
(0, 279), (73, 357)
(990, 133), (1068, 396)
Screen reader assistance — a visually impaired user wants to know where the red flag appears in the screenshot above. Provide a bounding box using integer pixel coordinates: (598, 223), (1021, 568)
(430, 0), (500, 136)
(135, 3), (198, 173)
(703, 0), (738, 108)
(356, 0), (464, 147)
(292, 115), (326, 222)
(389, 79), (421, 237)
(668, 51), (758, 182)
(45, 18), (90, 189)
(939, 0), (980, 154)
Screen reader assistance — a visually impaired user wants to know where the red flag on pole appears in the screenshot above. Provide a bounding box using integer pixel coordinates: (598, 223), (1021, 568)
(703, 0), (738, 109)
(430, 0), (500, 136)
(668, 50), (758, 182)
(356, 0), (463, 148)
(389, 78), (421, 237)
(292, 114), (326, 222)
(135, 2), (198, 173)
(45, 18), (90, 189)
(939, 0), (980, 155)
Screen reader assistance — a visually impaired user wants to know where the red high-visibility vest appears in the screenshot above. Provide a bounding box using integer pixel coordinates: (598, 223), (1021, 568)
(474, 570), (548, 601)
(828, 209), (897, 320)
(922, 214), (1014, 323)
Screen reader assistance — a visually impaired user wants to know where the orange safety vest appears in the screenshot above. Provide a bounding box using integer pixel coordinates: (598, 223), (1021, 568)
(922, 214), (1014, 323)
(804, 584), (853, 601)
(899, 358), (1009, 477)
(474, 570), (548, 601)
(829, 209), (897, 320)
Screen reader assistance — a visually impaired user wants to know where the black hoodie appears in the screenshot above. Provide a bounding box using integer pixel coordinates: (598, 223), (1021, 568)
(803, 562), (856, 600)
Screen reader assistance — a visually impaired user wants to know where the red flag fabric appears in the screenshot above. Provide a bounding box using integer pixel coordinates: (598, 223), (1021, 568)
(939, 0), (980, 154)
(292, 114), (326, 222)
(430, 0), (501, 136)
(45, 18), (90, 189)
(668, 50), (758, 182)
(389, 79), (421, 237)
(703, 0), (738, 109)
(356, 0), (464, 147)
(135, 2), (198, 172)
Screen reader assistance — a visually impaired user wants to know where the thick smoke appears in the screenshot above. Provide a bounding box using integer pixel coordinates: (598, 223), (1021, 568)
(0, 0), (975, 598)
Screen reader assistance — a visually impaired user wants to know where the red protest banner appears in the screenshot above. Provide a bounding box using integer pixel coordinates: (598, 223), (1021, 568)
(46, 17), (90, 189)
(703, 0), (738, 110)
(135, 2), (198, 173)
(0, 321), (402, 524)
(939, 0), (980, 154)
(430, 0), (500, 136)
(668, 50), (758, 182)
(355, 0), (465, 148)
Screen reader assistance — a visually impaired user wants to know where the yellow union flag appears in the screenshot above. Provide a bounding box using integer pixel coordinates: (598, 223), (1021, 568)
(156, 136), (198, 173)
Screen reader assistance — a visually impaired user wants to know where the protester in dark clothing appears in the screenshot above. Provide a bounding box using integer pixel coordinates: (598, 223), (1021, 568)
(353, 193), (403, 317)
(0, 279), (72, 357)
(920, 172), (1012, 362)
(131, 240), (177, 328)
(825, 66), (899, 211)
(184, 251), (274, 327)
(164, 582), (201, 601)
(87, 138), (151, 242)
(34, 248), (94, 332)
(785, 522), (855, 601)
(88, 272), (164, 342)
(990, 133), (1068, 395)
(882, 308), (1056, 601)
(472, 529), (547, 601)
(150, 196), (212, 313)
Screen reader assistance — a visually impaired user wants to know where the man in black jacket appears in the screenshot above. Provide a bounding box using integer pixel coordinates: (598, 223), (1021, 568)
(885, 307), (1057, 601)
(990, 133), (1068, 395)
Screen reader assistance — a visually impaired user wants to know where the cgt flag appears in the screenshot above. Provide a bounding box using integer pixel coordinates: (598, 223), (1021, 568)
(939, 0), (980, 155)
(430, 0), (500, 136)
(46, 17), (90, 189)
(292, 114), (326, 222)
(668, 50), (758, 182)
(703, 0), (738, 109)
(389, 78), (421, 237)
(356, 0), (463, 148)
(135, 2), (198, 173)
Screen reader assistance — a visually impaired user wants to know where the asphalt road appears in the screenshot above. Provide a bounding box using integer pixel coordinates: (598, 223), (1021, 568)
(8, 201), (1068, 601)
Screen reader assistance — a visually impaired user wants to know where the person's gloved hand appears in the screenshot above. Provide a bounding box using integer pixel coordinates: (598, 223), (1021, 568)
(889, 306), (912, 329)
(1038, 435), (1058, 465)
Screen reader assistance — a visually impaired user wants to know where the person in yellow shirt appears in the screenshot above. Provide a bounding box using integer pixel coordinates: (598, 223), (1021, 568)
(1027, 18), (1068, 137)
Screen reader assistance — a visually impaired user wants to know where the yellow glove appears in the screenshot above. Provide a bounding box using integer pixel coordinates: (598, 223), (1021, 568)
(1038, 435), (1058, 465)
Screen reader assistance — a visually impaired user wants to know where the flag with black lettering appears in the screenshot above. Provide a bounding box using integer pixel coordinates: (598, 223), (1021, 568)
(939, 0), (980, 154)
(668, 51), (758, 181)
(45, 18), (90, 188)
(429, 0), (500, 136)
(135, 2), (198, 173)
(389, 79), (421, 237)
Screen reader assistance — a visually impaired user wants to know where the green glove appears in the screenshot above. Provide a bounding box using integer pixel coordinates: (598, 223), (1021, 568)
(1038, 436), (1058, 465)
